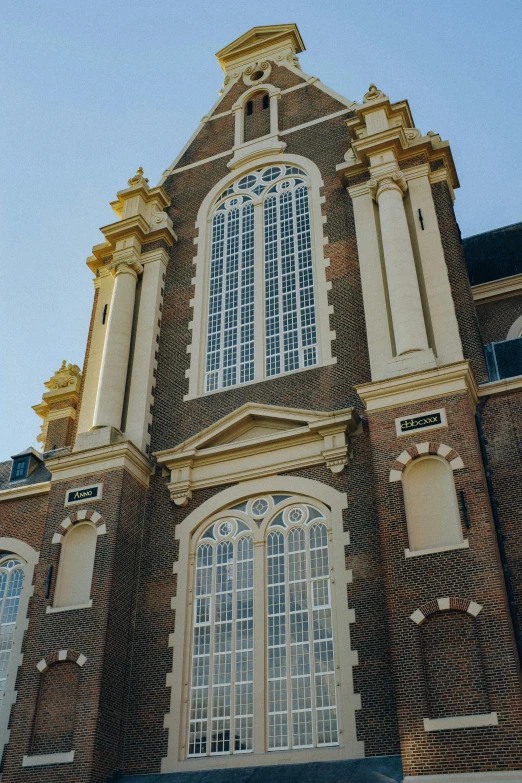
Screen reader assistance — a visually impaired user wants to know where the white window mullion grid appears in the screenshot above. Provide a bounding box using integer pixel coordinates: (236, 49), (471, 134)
(295, 187), (318, 369)
(211, 541), (233, 753)
(0, 562), (24, 712)
(267, 531), (289, 750)
(309, 525), (339, 746)
(189, 539), (254, 757)
(288, 527), (314, 748)
(234, 537), (254, 752)
(189, 545), (213, 755)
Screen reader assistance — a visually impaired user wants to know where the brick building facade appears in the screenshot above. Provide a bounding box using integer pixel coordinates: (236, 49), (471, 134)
(1, 24), (522, 783)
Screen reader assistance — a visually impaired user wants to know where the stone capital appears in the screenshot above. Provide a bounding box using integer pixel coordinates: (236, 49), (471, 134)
(369, 170), (407, 202)
(108, 249), (143, 279)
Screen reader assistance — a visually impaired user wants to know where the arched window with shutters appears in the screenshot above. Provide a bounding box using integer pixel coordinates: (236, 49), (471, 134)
(204, 165), (319, 393)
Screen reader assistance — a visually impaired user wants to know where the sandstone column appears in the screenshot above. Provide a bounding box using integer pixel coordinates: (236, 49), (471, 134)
(371, 172), (429, 356)
(92, 253), (142, 431)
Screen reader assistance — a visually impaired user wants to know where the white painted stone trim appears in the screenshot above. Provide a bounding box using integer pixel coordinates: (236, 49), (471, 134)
(22, 750), (75, 767)
(46, 600), (93, 614)
(478, 375), (522, 396)
(0, 540), (39, 765)
(423, 712), (498, 732)
(405, 540), (469, 558)
(0, 481), (50, 503)
(506, 313), (522, 339)
(472, 272), (522, 303)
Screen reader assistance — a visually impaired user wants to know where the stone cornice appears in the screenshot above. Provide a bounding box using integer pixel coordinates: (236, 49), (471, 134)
(337, 131), (458, 191)
(478, 375), (522, 397)
(0, 482), (51, 503)
(472, 273), (522, 302)
(155, 404), (360, 506)
(356, 361), (479, 412)
(45, 440), (152, 487)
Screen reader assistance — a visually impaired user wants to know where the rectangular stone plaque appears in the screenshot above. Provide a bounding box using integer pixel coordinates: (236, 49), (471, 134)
(64, 483), (103, 507)
(395, 408), (447, 438)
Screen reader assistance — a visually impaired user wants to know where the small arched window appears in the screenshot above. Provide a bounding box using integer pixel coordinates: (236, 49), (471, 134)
(402, 456), (463, 552)
(0, 558), (24, 711)
(54, 523), (97, 608)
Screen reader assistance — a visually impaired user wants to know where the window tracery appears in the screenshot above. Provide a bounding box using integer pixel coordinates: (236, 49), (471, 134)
(205, 165), (318, 393)
(188, 495), (338, 758)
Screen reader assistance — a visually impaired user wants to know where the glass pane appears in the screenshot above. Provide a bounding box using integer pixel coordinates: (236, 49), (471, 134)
(189, 535), (253, 757)
(266, 513), (338, 751)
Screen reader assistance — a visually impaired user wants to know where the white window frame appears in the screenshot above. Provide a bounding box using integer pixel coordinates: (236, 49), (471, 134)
(0, 539), (39, 764)
(161, 476), (363, 774)
(185, 154), (336, 400)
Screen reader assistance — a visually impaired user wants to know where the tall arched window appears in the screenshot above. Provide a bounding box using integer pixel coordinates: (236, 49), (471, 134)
(0, 558), (25, 712)
(402, 456), (463, 552)
(187, 497), (338, 759)
(204, 166), (318, 393)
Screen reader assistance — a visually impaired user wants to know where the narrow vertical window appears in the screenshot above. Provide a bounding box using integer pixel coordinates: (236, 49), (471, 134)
(189, 531), (254, 757)
(205, 201), (255, 392)
(0, 559), (24, 711)
(267, 521), (338, 750)
(264, 180), (317, 377)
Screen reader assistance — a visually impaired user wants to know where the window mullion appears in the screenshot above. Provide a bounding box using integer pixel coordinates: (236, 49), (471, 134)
(253, 204), (264, 382)
(253, 540), (265, 752)
(292, 189), (305, 369)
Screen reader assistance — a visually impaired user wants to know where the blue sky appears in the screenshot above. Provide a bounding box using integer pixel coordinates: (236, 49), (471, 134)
(2, 0), (521, 457)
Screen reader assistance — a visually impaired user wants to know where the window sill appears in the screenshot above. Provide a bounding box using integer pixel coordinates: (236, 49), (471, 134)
(405, 539), (469, 558)
(46, 600), (92, 614)
(423, 712), (498, 732)
(184, 357), (337, 402)
(22, 750), (75, 767)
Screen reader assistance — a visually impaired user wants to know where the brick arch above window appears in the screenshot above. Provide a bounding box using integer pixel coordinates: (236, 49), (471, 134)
(410, 597), (483, 625)
(36, 648), (87, 672)
(51, 509), (106, 544)
(389, 442), (464, 482)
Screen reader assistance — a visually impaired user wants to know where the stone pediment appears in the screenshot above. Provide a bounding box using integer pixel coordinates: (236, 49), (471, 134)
(215, 24), (305, 72)
(154, 403), (359, 506)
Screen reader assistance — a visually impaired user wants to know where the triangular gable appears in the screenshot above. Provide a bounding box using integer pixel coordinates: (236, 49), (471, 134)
(216, 24), (305, 72)
(154, 404), (360, 506)
(162, 403), (322, 455)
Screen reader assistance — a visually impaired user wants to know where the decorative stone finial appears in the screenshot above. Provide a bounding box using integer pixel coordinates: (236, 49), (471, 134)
(128, 167), (149, 187)
(363, 83), (386, 103)
(44, 361), (81, 391)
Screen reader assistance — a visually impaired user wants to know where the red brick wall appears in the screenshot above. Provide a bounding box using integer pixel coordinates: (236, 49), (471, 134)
(480, 389), (522, 647)
(31, 661), (80, 755)
(421, 610), (489, 719)
(476, 293), (522, 344)
(243, 90), (270, 141)
(366, 390), (522, 776)
(2, 467), (146, 783)
(432, 181), (488, 382)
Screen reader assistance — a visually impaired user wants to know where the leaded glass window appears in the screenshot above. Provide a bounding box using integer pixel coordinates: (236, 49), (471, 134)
(204, 166), (318, 392)
(0, 559), (24, 712)
(188, 498), (338, 758)
(189, 523), (254, 756)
